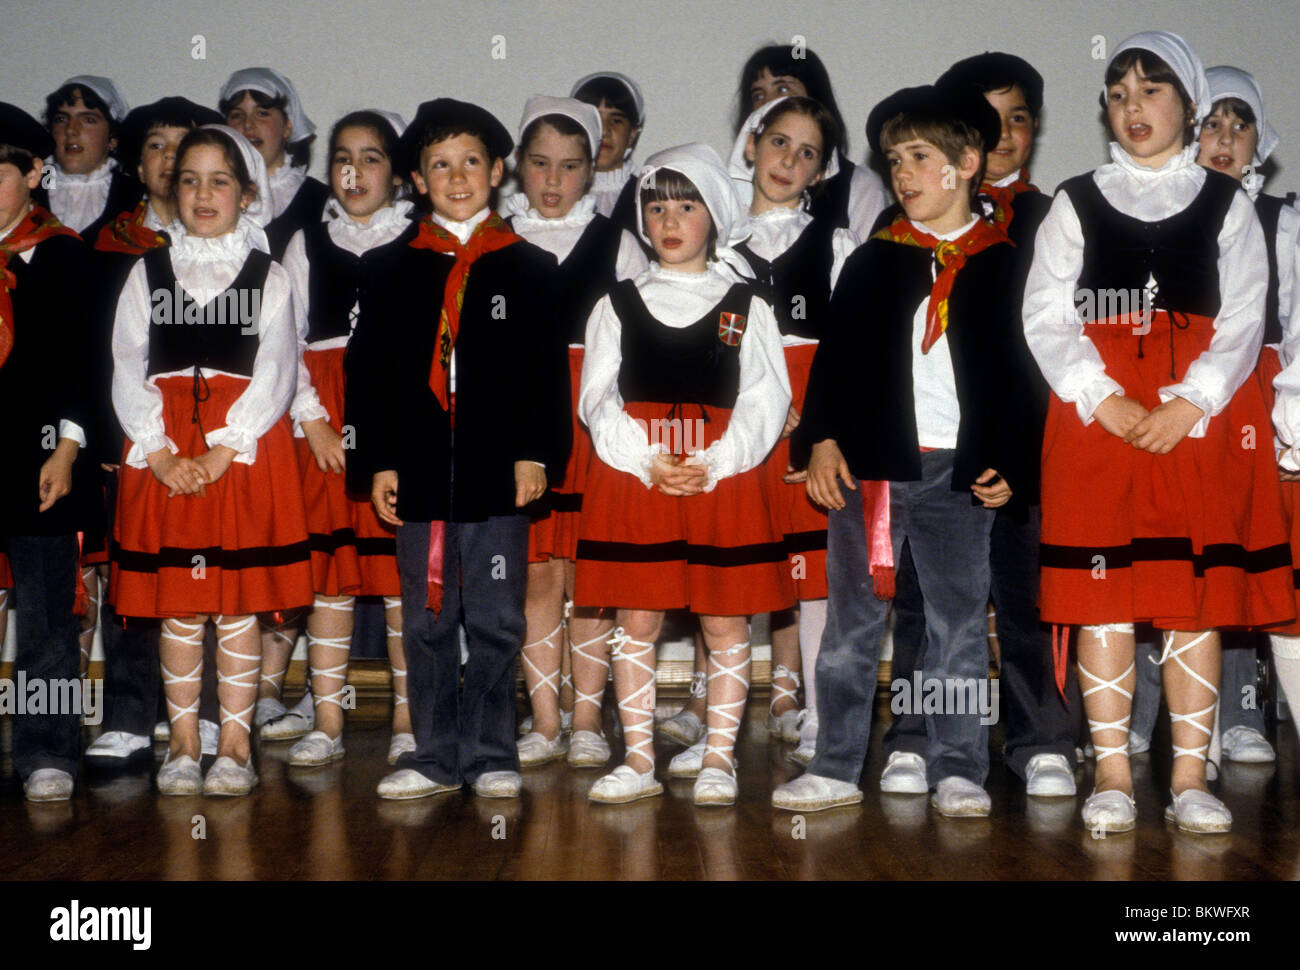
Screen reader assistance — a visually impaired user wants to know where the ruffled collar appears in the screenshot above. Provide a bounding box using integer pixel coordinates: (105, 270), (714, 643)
(1105, 142), (1200, 181)
(45, 154), (116, 186)
(502, 191), (597, 228)
(431, 206), (491, 245)
(265, 163), (308, 217)
(323, 196), (414, 232)
(592, 161), (635, 193)
(645, 258), (745, 287)
(166, 216), (269, 262)
(748, 204), (808, 228)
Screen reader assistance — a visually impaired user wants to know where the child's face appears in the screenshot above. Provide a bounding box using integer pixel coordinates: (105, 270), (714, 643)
(745, 111), (824, 212)
(412, 133), (503, 224)
(331, 125), (399, 223)
(51, 96), (115, 175)
(1105, 66), (1188, 169)
(175, 143), (251, 238)
(520, 123), (592, 219)
(982, 84), (1036, 183)
(749, 68), (808, 112)
(644, 196), (712, 273)
(1197, 105), (1258, 183)
(137, 125), (191, 202)
(886, 137), (979, 234)
(0, 159), (41, 233)
(594, 100), (638, 172)
(225, 92), (292, 170)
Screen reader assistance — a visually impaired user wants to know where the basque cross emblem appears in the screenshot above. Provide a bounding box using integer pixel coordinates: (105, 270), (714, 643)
(717, 312), (746, 346)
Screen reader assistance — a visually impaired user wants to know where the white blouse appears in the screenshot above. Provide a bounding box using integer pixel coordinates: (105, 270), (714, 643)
(266, 163), (308, 220)
(283, 199), (416, 428)
(742, 205), (858, 346)
(590, 161), (636, 219)
(1267, 201), (1300, 468)
(844, 162), (891, 245)
(580, 261), (790, 491)
(46, 155), (115, 234)
(111, 219), (297, 466)
(1023, 143), (1268, 438)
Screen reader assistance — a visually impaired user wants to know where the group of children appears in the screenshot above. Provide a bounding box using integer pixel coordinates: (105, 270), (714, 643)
(1, 31), (1298, 841)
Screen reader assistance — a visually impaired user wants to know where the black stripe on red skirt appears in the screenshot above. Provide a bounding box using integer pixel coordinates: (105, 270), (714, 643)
(112, 540), (312, 572)
(785, 529), (829, 554)
(577, 538), (787, 568)
(1041, 538), (1291, 576)
(549, 492), (583, 514)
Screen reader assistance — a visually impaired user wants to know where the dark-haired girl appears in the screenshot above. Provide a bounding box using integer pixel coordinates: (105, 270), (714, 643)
(1023, 32), (1291, 835)
(570, 71), (644, 232)
(111, 125), (313, 797)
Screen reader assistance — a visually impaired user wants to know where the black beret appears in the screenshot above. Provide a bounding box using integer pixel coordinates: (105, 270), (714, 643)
(400, 98), (513, 172)
(119, 97), (224, 174)
(865, 83), (1002, 157)
(937, 51), (1044, 117)
(0, 102), (53, 159)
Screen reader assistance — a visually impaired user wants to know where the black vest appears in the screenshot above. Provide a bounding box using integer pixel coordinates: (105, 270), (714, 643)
(734, 216), (836, 340)
(301, 217), (419, 344)
(143, 248), (271, 377)
(611, 280), (752, 408)
(508, 213), (622, 345)
(265, 177), (331, 261)
(1062, 169), (1239, 320)
(807, 154), (855, 229)
(1255, 191), (1298, 345)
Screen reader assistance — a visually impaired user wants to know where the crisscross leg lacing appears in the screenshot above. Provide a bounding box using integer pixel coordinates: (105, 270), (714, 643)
(609, 627), (657, 772)
(704, 641), (752, 776)
(1158, 630), (1218, 765)
(160, 618), (205, 731)
(521, 621), (563, 707)
(570, 627), (612, 720)
(258, 615), (297, 695)
(307, 595), (353, 730)
(1078, 623), (1136, 765)
(216, 615), (261, 740)
(769, 664), (801, 717)
(383, 595), (409, 711)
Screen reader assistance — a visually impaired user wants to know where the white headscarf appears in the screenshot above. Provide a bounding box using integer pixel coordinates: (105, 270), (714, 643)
(1205, 65), (1279, 164)
(727, 96), (840, 208)
(370, 109), (407, 138)
(570, 71), (645, 127)
(518, 95), (602, 162)
(1107, 31), (1212, 129)
(637, 142), (751, 278)
(219, 67), (316, 143)
(60, 74), (129, 122)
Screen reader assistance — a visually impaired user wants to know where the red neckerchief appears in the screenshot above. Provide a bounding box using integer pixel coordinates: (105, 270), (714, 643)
(872, 213), (1009, 354)
(408, 213), (522, 614)
(979, 168), (1038, 233)
(94, 199), (169, 255)
(409, 213), (522, 412)
(0, 206), (79, 368)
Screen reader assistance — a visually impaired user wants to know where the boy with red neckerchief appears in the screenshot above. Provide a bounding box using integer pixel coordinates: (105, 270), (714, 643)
(0, 103), (96, 801)
(776, 83), (1035, 816)
(353, 98), (571, 802)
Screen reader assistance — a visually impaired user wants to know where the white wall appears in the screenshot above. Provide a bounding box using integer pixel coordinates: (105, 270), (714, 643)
(2, 0), (1296, 192)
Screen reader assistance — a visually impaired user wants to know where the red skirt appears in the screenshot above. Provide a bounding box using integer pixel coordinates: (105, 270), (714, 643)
(0, 551), (11, 588)
(761, 343), (828, 601)
(1257, 346), (1300, 635)
(529, 346), (591, 564)
(111, 373), (314, 619)
(574, 399), (794, 616)
(296, 347), (400, 596)
(1039, 311), (1294, 631)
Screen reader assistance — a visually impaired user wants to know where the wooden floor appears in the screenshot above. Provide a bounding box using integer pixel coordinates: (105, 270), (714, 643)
(2, 695), (1299, 881)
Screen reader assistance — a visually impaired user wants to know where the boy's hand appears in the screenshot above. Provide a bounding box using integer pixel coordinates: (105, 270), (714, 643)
(971, 468), (1012, 508)
(1093, 393), (1149, 440)
(1124, 397), (1203, 454)
(649, 452), (706, 496)
(781, 404), (801, 440)
(372, 470), (402, 526)
(147, 448), (207, 497)
(806, 438), (856, 511)
(515, 461), (547, 507)
(37, 439), (79, 512)
(194, 445), (238, 486)
(302, 418), (345, 475)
